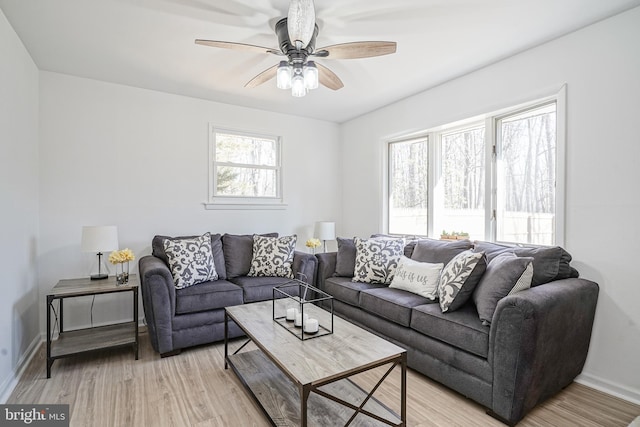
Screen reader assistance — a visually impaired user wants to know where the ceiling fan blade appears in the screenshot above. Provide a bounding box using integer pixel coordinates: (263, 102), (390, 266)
(195, 39), (281, 55)
(314, 41), (396, 59)
(244, 65), (278, 88)
(316, 63), (344, 90)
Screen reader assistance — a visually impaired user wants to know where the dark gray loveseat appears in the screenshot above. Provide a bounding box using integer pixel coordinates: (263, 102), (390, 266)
(316, 237), (599, 425)
(139, 233), (317, 357)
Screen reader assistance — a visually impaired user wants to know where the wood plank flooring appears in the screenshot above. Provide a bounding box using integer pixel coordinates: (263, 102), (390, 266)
(8, 331), (640, 426)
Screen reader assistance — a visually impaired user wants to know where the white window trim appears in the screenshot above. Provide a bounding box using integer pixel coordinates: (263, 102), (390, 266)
(204, 124), (287, 210)
(384, 85), (567, 246)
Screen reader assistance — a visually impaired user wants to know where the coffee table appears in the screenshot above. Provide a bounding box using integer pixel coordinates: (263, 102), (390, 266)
(224, 301), (407, 427)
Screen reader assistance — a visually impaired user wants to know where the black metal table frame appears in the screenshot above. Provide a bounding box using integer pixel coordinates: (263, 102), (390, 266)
(224, 310), (407, 427)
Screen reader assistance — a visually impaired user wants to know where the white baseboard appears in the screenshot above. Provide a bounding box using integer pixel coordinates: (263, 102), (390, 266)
(576, 372), (640, 406)
(0, 335), (43, 403)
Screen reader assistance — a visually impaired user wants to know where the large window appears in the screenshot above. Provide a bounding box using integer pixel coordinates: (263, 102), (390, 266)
(387, 93), (563, 245)
(209, 127), (282, 206)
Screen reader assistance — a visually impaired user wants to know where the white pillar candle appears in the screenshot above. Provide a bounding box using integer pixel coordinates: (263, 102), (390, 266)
(304, 318), (319, 333)
(286, 307), (298, 321)
(294, 312), (308, 327)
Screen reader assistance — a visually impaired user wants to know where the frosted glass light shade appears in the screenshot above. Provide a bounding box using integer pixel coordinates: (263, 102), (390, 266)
(291, 74), (306, 97)
(276, 61), (292, 89)
(315, 221), (336, 241)
(304, 61), (318, 90)
(287, 0), (316, 49)
(81, 226), (119, 253)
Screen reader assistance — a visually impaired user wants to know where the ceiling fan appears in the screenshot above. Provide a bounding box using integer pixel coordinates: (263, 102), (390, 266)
(195, 0), (397, 97)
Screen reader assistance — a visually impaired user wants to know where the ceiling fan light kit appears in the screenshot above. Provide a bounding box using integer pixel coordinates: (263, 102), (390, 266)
(195, 0), (397, 97)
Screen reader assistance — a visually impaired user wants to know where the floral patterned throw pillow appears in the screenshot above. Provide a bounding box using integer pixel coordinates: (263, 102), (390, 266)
(353, 237), (405, 284)
(438, 250), (486, 312)
(248, 235), (297, 278)
(163, 232), (218, 289)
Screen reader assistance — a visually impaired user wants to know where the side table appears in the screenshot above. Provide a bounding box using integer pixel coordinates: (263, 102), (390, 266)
(46, 275), (139, 378)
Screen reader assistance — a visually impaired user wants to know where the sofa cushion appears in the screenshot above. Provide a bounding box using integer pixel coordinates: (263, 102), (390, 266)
(230, 276), (300, 303)
(438, 250), (487, 312)
(359, 287), (435, 327)
(153, 233), (227, 280)
(248, 234), (296, 278)
(335, 237), (357, 277)
(175, 279), (243, 314)
(411, 238), (473, 264)
(473, 241), (578, 286)
(163, 233), (218, 289)
(222, 233), (278, 278)
(411, 303), (489, 358)
(353, 237), (405, 284)
(473, 253), (534, 325)
(324, 276), (386, 306)
(389, 256), (443, 300)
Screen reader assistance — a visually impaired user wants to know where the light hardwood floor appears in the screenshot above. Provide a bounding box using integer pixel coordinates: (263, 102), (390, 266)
(8, 331), (640, 426)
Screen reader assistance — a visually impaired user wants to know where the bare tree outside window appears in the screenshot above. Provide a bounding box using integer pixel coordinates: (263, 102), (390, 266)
(497, 103), (556, 244)
(213, 130), (280, 199)
(388, 138), (428, 235)
(441, 126), (485, 239)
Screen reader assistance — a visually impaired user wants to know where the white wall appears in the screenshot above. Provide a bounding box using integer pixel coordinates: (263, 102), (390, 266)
(341, 7), (640, 403)
(0, 9), (40, 401)
(38, 72), (341, 330)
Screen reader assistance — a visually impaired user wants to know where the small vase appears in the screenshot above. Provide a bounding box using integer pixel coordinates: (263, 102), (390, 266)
(116, 262), (129, 285)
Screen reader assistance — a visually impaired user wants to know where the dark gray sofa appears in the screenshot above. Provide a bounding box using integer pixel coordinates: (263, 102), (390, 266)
(315, 238), (599, 425)
(139, 233), (317, 357)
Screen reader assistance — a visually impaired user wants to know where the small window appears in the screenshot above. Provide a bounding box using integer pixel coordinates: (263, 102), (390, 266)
(388, 137), (429, 235)
(208, 126), (283, 207)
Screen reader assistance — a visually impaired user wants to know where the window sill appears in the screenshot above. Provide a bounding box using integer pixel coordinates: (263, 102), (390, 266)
(203, 201), (287, 210)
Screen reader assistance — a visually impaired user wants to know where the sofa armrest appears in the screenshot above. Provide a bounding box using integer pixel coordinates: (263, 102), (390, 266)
(138, 255), (177, 354)
(292, 251), (318, 285)
(488, 278), (599, 424)
(315, 252), (337, 292)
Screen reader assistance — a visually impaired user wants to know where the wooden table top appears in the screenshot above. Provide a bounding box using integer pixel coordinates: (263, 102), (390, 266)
(48, 275), (138, 298)
(226, 300), (406, 387)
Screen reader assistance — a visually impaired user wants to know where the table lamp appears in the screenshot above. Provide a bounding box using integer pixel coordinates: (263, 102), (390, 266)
(81, 225), (119, 280)
(315, 221), (335, 253)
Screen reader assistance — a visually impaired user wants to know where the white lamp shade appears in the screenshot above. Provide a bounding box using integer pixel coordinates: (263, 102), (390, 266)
(291, 74), (306, 97)
(81, 226), (119, 252)
(315, 221), (336, 241)
(304, 61), (318, 90)
(276, 61), (292, 89)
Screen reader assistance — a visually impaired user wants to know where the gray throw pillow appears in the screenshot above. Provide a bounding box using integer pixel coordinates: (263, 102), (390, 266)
(411, 238), (473, 265)
(248, 235), (297, 278)
(473, 241), (577, 286)
(153, 233), (227, 280)
(335, 237), (356, 277)
(438, 250), (487, 312)
(473, 253), (534, 325)
(163, 233), (218, 289)
(222, 233), (278, 278)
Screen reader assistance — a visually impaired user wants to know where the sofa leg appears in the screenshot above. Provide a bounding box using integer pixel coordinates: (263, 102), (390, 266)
(486, 409), (517, 426)
(160, 349), (182, 358)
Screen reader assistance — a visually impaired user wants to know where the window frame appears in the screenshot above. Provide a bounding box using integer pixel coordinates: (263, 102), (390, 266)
(205, 124), (286, 210)
(385, 86), (566, 246)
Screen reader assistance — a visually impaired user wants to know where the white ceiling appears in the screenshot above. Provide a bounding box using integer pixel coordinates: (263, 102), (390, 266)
(2, 0), (639, 123)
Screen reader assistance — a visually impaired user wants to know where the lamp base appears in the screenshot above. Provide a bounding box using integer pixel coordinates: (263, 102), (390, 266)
(90, 274), (108, 280)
